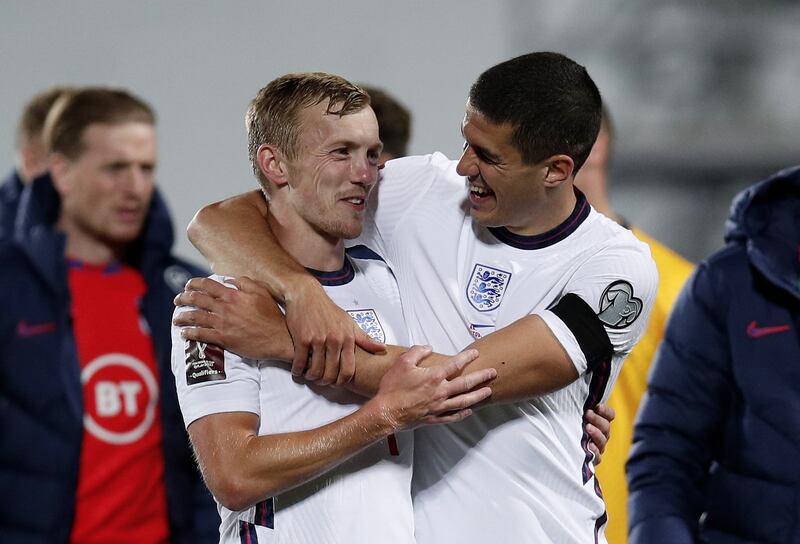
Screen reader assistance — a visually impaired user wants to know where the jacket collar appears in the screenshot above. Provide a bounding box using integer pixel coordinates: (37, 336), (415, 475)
(724, 165), (800, 300)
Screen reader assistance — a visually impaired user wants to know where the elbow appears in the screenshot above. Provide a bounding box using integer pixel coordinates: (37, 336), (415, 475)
(207, 468), (267, 512)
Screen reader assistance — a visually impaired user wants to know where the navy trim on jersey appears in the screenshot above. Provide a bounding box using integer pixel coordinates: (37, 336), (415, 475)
(307, 257), (355, 286)
(66, 258), (123, 275)
(345, 244), (385, 262)
(254, 497), (274, 529)
(549, 293), (612, 371)
(594, 510), (609, 544)
(581, 357), (612, 484)
(577, 357), (612, 539)
(239, 520), (259, 543)
(488, 189), (590, 250)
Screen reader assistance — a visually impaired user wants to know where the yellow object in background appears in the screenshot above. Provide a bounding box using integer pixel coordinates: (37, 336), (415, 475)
(597, 229), (693, 544)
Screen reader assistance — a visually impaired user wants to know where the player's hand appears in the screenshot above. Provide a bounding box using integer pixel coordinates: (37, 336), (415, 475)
(174, 276), (293, 360)
(371, 346), (496, 430)
(585, 403), (615, 465)
(284, 278), (386, 386)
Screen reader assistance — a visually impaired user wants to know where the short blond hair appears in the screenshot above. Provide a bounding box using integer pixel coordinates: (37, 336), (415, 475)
(246, 73), (370, 187)
(43, 87), (155, 160)
(16, 86), (75, 150)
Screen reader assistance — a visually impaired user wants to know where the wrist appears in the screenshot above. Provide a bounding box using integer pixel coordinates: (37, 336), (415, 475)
(361, 397), (402, 436)
(280, 274), (322, 306)
(257, 339), (294, 362)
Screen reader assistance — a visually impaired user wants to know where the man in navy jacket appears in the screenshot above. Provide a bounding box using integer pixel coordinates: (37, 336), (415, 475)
(627, 166), (800, 543)
(1, 86), (73, 239)
(0, 87), (217, 543)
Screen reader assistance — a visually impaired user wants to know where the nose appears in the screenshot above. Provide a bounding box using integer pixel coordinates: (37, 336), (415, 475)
(352, 155), (379, 187)
(125, 165), (155, 197)
(456, 146), (478, 178)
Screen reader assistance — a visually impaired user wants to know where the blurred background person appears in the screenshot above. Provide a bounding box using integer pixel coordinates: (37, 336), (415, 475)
(575, 106), (694, 544)
(360, 84), (411, 165)
(1, 86), (74, 237)
(626, 167), (800, 543)
(0, 87), (217, 543)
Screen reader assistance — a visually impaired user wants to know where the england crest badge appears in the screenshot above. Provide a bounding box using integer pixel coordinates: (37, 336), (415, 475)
(466, 264), (512, 312)
(347, 309), (386, 343)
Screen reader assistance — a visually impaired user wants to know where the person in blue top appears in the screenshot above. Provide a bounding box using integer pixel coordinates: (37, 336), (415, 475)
(627, 166), (800, 543)
(1, 86), (74, 238)
(0, 86), (218, 543)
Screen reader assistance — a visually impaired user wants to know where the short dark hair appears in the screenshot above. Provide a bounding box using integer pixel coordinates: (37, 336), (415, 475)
(468, 52), (601, 173)
(44, 87), (155, 160)
(246, 73), (370, 187)
(15, 86), (75, 150)
(360, 85), (411, 158)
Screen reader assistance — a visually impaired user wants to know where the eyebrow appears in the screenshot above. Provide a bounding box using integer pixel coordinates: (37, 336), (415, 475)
(466, 139), (501, 163)
(461, 125), (502, 163)
(329, 138), (382, 150)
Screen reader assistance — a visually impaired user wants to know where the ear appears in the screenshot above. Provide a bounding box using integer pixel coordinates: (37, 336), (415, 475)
(19, 145), (40, 182)
(256, 144), (290, 189)
(48, 153), (71, 197)
(543, 154), (574, 188)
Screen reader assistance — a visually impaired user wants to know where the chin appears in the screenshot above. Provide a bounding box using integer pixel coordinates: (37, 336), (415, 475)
(339, 225), (363, 240)
(469, 209), (498, 228)
(109, 226), (145, 244)
(316, 215), (363, 241)
(333, 217), (364, 240)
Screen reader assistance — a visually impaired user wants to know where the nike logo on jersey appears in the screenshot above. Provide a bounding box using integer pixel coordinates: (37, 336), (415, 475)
(468, 323), (494, 339)
(746, 320), (790, 338)
(15, 320), (56, 338)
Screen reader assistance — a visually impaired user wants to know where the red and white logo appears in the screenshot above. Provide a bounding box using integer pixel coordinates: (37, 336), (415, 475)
(81, 353), (159, 445)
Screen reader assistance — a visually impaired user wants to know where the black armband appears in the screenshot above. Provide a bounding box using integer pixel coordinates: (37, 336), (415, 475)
(550, 293), (612, 372)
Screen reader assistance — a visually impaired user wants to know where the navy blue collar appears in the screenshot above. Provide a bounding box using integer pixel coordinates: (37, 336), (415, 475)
(306, 257), (355, 286)
(488, 189), (591, 250)
(66, 258), (123, 275)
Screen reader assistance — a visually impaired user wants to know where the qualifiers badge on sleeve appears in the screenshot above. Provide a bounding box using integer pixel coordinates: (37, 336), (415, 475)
(185, 340), (226, 385)
(597, 280), (642, 328)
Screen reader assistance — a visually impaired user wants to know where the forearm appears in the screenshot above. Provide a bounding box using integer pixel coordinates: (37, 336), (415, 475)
(187, 190), (316, 302)
(348, 316), (577, 404)
(348, 344), (408, 396)
(456, 315), (578, 403)
(191, 402), (395, 511)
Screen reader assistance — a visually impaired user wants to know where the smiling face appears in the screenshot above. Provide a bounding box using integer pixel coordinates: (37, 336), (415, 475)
(51, 121), (156, 256)
(457, 105), (551, 235)
(281, 101), (382, 241)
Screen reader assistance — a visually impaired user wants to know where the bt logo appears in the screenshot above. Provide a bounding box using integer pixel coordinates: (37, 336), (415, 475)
(95, 380), (142, 417)
(81, 353), (159, 445)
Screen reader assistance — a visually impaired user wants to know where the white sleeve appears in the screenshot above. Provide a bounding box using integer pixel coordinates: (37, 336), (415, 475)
(538, 240), (659, 375)
(170, 275), (262, 428)
(356, 153), (455, 259)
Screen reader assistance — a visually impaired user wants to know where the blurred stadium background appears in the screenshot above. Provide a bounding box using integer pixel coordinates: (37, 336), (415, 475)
(2, 0), (798, 263)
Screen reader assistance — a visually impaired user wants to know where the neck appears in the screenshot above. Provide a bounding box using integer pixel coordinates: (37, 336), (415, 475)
(573, 170), (621, 223)
(58, 220), (124, 265)
(267, 202), (345, 272)
(508, 181), (578, 236)
(578, 183), (619, 222)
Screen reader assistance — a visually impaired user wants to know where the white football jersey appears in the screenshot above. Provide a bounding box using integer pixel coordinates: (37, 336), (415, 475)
(171, 252), (415, 544)
(355, 153), (658, 544)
